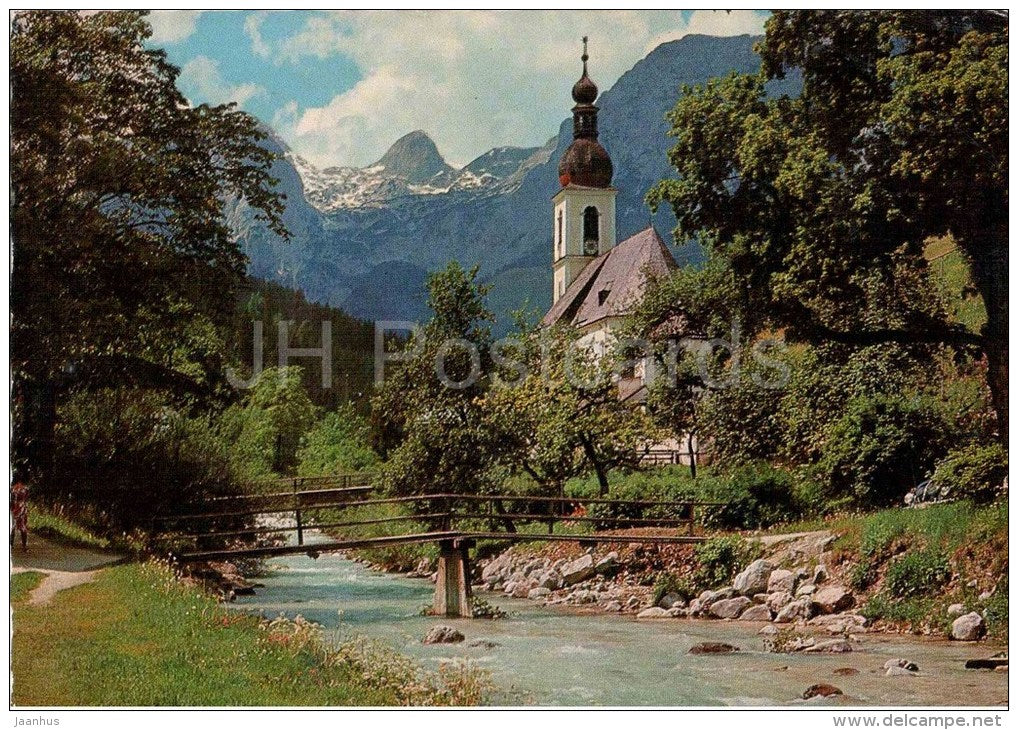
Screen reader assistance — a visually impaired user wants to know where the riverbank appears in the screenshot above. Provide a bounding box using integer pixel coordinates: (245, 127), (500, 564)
(366, 501), (1008, 642)
(11, 561), (489, 706)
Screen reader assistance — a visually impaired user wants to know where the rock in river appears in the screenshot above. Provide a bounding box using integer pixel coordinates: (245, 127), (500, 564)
(803, 683), (843, 700)
(739, 604), (773, 622)
(951, 612), (987, 641)
(689, 642), (740, 655)
(637, 607), (670, 619)
(710, 596), (752, 619)
(423, 626), (465, 644)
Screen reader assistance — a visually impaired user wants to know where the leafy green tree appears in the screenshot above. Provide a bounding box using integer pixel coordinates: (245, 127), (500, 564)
(648, 10), (1007, 441)
(484, 324), (660, 497)
(297, 404), (378, 476)
(374, 263), (498, 511)
(11, 10), (286, 479)
(221, 367), (319, 476)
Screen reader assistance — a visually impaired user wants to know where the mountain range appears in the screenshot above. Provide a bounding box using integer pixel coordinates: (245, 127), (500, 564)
(228, 33), (794, 329)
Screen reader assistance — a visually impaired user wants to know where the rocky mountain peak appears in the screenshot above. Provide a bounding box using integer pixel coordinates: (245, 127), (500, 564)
(372, 130), (454, 184)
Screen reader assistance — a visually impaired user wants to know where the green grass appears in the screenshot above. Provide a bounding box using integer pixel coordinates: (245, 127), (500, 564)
(29, 502), (111, 550)
(11, 571), (45, 603)
(925, 236), (986, 333)
(786, 501), (1008, 637)
(12, 562), (489, 706)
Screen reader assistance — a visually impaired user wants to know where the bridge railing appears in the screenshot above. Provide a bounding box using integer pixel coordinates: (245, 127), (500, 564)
(163, 487), (725, 550)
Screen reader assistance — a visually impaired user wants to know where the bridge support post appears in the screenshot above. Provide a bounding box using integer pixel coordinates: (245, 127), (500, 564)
(433, 539), (473, 618)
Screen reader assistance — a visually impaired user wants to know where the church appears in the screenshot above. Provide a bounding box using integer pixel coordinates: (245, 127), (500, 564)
(541, 40), (679, 406)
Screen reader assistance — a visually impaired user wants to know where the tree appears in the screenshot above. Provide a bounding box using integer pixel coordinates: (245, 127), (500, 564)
(297, 404), (378, 476)
(220, 366), (319, 477)
(484, 323), (660, 497)
(11, 11), (286, 479)
(647, 10), (1007, 441)
(373, 263), (499, 513)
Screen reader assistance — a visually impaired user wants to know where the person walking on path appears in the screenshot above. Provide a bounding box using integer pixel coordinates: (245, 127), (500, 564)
(11, 480), (29, 550)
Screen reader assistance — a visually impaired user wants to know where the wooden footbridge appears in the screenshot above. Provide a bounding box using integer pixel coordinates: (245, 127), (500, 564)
(159, 477), (718, 618)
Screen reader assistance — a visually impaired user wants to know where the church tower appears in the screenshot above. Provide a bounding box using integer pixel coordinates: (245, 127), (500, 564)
(551, 37), (617, 304)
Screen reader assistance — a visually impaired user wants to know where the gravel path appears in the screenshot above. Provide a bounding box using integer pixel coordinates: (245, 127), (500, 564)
(10, 535), (126, 606)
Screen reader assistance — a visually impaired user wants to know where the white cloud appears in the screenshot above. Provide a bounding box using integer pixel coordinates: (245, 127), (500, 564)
(178, 55), (266, 108)
(148, 10), (202, 45)
(262, 10), (768, 168)
(244, 12), (272, 59)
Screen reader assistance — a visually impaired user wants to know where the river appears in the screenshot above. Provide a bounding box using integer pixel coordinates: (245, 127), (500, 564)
(232, 540), (1008, 706)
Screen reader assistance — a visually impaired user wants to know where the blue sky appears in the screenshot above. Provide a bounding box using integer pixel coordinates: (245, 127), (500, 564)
(150, 10), (768, 169)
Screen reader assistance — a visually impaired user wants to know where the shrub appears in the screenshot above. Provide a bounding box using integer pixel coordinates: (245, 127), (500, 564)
(884, 548), (951, 599)
(698, 463), (803, 530)
(814, 393), (952, 509)
(981, 578), (1008, 639)
(297, 404), (378, 476)
(49, 388), (242, 529)
(931, 443), (1007, 504)
(693, 536), (760, 589)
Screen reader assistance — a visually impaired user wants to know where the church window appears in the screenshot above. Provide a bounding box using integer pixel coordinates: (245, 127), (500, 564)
(583, 206), (600, 253)
(556, 210), (564, 257)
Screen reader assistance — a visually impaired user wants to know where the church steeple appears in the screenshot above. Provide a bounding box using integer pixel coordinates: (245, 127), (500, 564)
(558, 37), (613, 189)
(551, 37), (618, 304)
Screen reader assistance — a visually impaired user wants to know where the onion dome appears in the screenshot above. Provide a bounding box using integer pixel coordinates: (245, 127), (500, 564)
(558, 37), (613, 188)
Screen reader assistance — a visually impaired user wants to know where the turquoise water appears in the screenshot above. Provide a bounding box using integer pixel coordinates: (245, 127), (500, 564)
(233, 540), (1008, 706)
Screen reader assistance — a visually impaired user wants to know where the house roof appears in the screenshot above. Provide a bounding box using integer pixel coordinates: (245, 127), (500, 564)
(542, 226), (678, 329)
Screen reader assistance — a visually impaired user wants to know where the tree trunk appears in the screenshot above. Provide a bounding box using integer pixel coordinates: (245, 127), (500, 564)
(579, 433), (611, 496)
(686, 431), (698, 479)
(969, 227), (1008, 444)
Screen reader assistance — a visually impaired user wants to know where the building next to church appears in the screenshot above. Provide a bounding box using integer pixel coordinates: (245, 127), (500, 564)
(541, 39), (679, 405)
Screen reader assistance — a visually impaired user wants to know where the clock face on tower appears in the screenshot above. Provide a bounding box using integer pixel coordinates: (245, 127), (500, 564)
(583, 238), (598, 256)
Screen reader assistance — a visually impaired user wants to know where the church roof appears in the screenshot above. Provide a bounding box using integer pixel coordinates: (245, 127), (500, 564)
(542, 226), (678, 329)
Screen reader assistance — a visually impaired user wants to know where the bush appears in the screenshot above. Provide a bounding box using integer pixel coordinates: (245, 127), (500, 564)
(693, 536), (760, 589)
(931, 443), (1007, 504)
(814, 393), (952, 509)
(698, 463), (803, 530)
(49, 388), (242, 530)
(297, 404), (378, 476)
(568, 467), (698, 529)
(884, 548), (951, 599)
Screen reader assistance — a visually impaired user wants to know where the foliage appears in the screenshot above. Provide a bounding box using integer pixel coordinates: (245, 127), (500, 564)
(981, 578), (1008, 639)
(647, 9), (1007, 441)
(469, 596), (509, 620)
(48, 388), (241, 528)
(812, 393), (953, 509)
(229, 278), (377, 412)
(220, 366), (319, 477)
(930, 443), (1007, 504)
(884, 548), (952, 599)
(297, 404), (378, 476)
(693, 536), (760, 589)
(374, 263), (498, 513)
(698, 463), (803, 530)
(11, 11), (287, 480)
(25, 502), (111, 550)
(484, 323), (661, 497)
